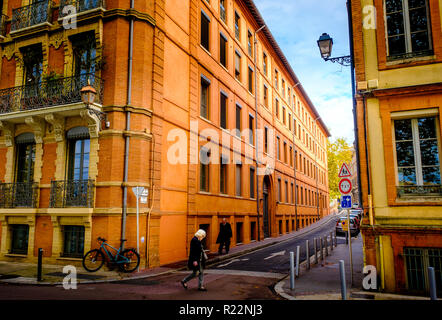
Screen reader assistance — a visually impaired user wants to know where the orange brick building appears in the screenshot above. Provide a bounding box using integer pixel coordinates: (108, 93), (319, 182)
(351, 0), (442, 294)
(0, 0), (330, 268)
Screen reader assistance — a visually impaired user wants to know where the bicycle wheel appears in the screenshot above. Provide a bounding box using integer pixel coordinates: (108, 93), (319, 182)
(82, 249), (105, 272)
(118, 249), (140, 273)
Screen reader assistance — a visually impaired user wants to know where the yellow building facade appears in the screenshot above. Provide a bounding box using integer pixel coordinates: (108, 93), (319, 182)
(351, 0), (442, 295)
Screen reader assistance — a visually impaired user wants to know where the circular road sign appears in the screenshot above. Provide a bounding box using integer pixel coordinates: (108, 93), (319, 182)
(339, 178), (352, 195)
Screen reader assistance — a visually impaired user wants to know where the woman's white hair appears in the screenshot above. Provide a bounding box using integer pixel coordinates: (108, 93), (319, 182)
(195, 229), (206, 238)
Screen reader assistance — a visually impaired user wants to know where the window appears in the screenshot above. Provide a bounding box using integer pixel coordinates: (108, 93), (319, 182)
(394, 117), (441, 196)
(16, 138), (36, 184)
(10, 224), (29, 255)
(274, 69), (278, 88)
(278, 178), (282, 202)
(235, 51), (241, 81)
(220, 156), (227, 194)
(285, 180), (288, 203)
(236, 222), (243, 243)
(234, 12), (240, 40)
(275, 99), (279, 118)
(235, 104), (241, 137)
(300, 187), (304, 205)
(291, 183), (294, 204)
(220, 33), (227, 68)
(21, 44), (43, 86)
(282, 79), (285, 97)
(67, 133), (90, 182)
(250, 167), (255, 198)
(290, 146), (293, 166)
(263, 53), (268, 76)
(236, 164), (242, 196)
(277, 136), (280, 160)
(264, 127), (269, 153)
(63, 226), (85, 258)
(200, 147), (210, 192)
(283, 142), (287, 163)
(250, 222), (256, 241)
(288, 88), (291, 105)
(220, 92), (227, 129)
(385, 0), (432, 58)
(263, 84), (268, 107)
(248, 66), (254, 94)
(248, 30), (253, 56)
(288, 113), (292, 131)
(72, 32), (96, 78)
(249, 114), (254, 145)
(220, 0), (226, 23)
(200, 76), (210, 119)
(282, 106), (286, 125)
(200, 10), (210, 51)
(404, 248), (442, 294)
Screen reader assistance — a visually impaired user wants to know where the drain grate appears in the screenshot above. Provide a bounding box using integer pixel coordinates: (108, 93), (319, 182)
(45, 272), (105, 280)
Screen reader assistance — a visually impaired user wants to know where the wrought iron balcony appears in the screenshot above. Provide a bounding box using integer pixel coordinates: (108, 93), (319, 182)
(11, 0), (51, 32)
(50, 180), (95, 208)
(0, 73), (103, 115)
(0, 14), (9, 37)
(0, 182), (39, 208)
(397, 185), (442, 198)
(59, 0), (105, 19)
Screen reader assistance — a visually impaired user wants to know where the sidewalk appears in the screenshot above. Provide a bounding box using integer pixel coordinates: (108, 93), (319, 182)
(0, 212), (338, 286)
(275, 235), (432, 300)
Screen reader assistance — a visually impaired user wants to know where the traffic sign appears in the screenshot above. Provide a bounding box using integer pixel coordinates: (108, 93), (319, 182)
(339, 178), (352, 195)
(341, 195), (352, 208)
(341, 220), (349, 231)
(338, 163), (352, 178)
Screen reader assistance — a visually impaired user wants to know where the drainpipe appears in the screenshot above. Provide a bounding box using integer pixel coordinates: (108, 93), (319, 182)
(313, 116), (320, 221)
(121, 0), (135, 250)
(361, 96), (373, 225)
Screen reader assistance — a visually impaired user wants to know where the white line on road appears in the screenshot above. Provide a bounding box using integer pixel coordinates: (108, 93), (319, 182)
(264, 250), (286, 260)
(217, 258), (249, 268)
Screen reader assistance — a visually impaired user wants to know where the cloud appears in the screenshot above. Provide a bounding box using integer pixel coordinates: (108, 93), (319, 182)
(254, 0), (354, 143)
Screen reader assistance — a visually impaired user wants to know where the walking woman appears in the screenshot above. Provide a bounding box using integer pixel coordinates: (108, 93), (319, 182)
(181, 229), (207, 291)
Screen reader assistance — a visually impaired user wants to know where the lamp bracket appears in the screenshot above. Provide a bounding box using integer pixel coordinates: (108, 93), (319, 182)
(325, 55), (352, 67)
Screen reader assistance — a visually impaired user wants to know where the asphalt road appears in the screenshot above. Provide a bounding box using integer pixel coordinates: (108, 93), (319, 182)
(0, 213), (349, 300)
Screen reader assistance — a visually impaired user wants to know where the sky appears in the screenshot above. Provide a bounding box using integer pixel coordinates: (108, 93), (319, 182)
(254, 0), (355, 144)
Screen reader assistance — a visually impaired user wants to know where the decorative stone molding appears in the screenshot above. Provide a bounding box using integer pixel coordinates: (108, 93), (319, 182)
(25, 116), (46, 144)
(80, 109), (100, 138)
(49, 32), (64, 49)
(45, 114), (65, 142)
(0, 121), (14, 147)
(2, 44), (16, 61)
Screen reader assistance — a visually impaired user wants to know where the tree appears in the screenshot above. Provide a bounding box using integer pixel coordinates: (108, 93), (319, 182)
(327, 138), (353, 201)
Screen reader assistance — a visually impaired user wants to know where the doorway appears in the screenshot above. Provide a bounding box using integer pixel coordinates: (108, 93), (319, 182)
(263, 176), (271, 238)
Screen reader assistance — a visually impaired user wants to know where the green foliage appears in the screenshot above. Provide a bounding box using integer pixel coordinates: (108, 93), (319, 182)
(327, 138), (353, 201)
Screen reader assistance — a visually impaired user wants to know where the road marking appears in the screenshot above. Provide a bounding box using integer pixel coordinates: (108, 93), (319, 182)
(264, 250), (286, 260)
(178, 269), (285, 279)
(217, 258), (249, 268)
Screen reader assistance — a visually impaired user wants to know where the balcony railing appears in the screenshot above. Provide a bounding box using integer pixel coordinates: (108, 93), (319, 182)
(11, 0), (51, 32)
(0, 14), (9, 37)
(0, 73), (103, 115)
(0, 182), (39, 208)
(397, 185), (442, 198)
(50, 180), (95, 208)
(59, 0), (105, 19)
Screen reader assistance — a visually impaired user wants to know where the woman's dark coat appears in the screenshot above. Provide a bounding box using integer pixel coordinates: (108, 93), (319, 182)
(187, 236), (206, 271)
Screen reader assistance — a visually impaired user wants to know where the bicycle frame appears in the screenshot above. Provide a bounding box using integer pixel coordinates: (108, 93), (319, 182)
(99, 241), (128, 264)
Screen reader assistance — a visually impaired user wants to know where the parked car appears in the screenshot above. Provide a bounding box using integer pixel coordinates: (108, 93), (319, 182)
(336, 216), (359, 237)
(349, 214), (360, 226)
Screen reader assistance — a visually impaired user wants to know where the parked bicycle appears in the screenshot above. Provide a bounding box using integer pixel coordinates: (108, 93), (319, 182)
(82, 237), (140, 273)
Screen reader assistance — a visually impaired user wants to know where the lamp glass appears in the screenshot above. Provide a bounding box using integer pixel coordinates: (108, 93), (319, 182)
(317, 33), (333, 59)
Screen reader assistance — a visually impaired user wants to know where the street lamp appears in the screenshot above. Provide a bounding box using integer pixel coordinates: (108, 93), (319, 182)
(80, 83), (97, 106)
(317, 33), (351, 66)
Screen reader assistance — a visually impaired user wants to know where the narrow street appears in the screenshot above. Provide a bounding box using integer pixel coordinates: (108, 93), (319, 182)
(0, 214), (347, 300)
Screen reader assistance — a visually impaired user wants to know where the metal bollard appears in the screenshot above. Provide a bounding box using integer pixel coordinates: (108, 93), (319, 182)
(314, 238), (318, 264)
(320, 237), (323, 262)
(334, 231), (338, 247)
(330, 232), (333, 251)
(37, 248), (43, 282)
(290, 251), (295, 290)
(306, 240), (310, 270)
(428, 267), (437, 300)
(325, 236), (329, 257)
(339, 260), (347, 300)
(295, 245), (300, 277)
